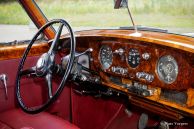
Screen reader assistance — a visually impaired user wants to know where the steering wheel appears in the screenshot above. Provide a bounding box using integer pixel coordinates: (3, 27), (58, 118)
(16, 19), (76, 114)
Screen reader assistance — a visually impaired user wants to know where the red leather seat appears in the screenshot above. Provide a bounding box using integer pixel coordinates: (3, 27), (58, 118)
(0, 109), (79, 129)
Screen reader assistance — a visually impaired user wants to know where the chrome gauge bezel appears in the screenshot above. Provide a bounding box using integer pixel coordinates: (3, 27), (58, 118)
(99, 45), (113, 70)
(157, 55), (178, 84)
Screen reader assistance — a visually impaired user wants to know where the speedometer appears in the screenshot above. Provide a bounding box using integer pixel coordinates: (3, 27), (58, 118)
(157, 55), (178, 84)
(99, 45), (113, 70)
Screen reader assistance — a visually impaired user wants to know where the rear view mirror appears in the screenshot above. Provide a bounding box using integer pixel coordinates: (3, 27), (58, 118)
(114, 0), (128, 9)
(113, 0), (142, 37)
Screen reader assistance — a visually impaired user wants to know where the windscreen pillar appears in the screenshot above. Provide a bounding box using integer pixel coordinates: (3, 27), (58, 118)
(18, 0), (55, 40)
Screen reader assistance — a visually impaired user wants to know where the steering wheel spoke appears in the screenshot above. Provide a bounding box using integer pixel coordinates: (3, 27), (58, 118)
(45, 72), (53, 99)
(48, 23), (64, 55)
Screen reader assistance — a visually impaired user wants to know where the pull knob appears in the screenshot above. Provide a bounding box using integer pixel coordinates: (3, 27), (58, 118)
(142, 53), (151, 60)
(114, 48), (125, 55)
(0, 74), (8, 99)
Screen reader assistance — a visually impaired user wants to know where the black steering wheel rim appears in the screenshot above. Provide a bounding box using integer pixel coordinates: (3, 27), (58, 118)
(16, 19), (76, 114)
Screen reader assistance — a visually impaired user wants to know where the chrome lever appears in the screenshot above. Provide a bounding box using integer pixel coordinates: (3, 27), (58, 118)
(0, 74), (8, 99)
(75, 48), (93, 58)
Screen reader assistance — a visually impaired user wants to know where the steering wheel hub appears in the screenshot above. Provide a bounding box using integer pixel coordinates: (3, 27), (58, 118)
(36, 53), (52, 76)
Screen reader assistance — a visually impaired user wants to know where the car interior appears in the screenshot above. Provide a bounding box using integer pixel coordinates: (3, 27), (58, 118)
(0, 0), (194, 129)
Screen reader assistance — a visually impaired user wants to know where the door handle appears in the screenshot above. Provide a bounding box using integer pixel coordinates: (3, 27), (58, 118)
(0, 74), (8, 99)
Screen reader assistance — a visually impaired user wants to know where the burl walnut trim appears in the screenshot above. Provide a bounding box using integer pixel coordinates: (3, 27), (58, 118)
(129, 96), (185, 121)
(0, 42), (49, 61)
(75, 29), (194, 53)
(90, 39), (194, 90)
(101, 70), (194, 115)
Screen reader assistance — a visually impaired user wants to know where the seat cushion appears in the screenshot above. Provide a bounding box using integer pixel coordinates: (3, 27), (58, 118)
(0, 109), (79, 129)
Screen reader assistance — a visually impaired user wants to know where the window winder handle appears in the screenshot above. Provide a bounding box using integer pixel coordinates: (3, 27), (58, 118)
(0, 74), (8, 99)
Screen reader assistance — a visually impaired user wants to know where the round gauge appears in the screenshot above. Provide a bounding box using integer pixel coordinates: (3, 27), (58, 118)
(128, 48), (140, 68)
(157, 55), (178, 84)
(99, 45), (113, 70)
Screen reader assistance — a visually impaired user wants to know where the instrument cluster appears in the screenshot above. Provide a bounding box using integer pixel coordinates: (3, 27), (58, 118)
(99, 45), (143, 71)
(98, 44), (179, 86)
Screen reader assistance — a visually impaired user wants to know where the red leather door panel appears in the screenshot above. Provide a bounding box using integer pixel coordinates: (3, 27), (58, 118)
(0, 56), (72, 121)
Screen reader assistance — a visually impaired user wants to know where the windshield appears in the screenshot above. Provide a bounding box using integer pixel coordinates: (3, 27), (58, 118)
(0, 0), (194, 43)
(38, 0), (194, 36)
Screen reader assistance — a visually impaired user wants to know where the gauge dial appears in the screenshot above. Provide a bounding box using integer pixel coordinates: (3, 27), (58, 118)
(99, 45), (113, 70)
(128, 48), (140, 68)
(157, 55), (178, 84)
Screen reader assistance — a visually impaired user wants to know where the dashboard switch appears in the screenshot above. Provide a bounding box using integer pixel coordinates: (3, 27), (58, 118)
(111, 66), (128, 75)
(128, 82), (154, 97)
(136, 72), (154, 82)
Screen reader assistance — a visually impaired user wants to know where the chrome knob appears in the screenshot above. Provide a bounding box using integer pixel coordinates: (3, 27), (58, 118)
(120, 68), (125, 74)
(114, 48), (125, 55)
(111, 67), (116, 72)
(80, 74), (87, 81)
(111, 66), (128, 75)
(136, 72), (145, 79)
(145, 74), (154, 82)
(142, 53), (150, 60)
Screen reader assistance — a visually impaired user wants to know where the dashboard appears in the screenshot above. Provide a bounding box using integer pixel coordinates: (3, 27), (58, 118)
(90, 40), (193, 90)
(73, 29), (194, 119)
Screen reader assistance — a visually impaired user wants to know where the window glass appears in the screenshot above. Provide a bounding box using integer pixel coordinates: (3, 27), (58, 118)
(0, 0), (194, 43)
